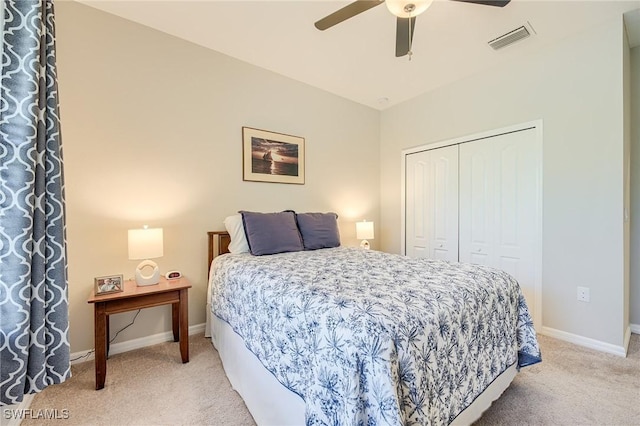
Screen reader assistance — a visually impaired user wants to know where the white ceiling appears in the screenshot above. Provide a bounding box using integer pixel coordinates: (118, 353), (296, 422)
(77, 0), (640, 110)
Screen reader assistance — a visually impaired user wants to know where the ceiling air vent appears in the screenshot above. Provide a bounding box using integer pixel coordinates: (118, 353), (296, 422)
(488, 25), (531, 50)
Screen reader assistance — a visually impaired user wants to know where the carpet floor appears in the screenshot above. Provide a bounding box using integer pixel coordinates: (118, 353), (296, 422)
(20, 333), (640, 425)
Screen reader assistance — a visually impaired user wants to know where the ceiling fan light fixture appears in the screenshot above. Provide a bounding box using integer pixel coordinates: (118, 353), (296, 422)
(385, 0), (434, 18)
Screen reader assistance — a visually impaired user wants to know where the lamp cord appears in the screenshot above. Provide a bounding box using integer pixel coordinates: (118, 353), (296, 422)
(69, 309), (142, 362)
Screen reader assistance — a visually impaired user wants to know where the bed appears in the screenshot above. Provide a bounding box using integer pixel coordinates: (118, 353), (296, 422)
(206, 229), (541, 425)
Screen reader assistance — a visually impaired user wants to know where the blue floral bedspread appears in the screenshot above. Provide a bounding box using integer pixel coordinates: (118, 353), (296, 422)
(210, 247), (541, 425)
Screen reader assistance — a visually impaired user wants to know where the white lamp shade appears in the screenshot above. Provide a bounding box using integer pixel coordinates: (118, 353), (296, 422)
(385, 0), (434, 18)
(128, 228), (164, 260)
(356, 221), (374, 240)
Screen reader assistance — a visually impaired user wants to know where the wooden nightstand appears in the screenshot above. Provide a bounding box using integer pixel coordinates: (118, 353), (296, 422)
(87, 276), (192, 390)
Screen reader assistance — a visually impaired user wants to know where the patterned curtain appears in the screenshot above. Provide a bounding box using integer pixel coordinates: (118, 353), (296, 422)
(0, 0), (70, 405)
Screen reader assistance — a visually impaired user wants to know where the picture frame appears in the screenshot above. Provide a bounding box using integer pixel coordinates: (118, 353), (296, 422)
(95, 274), (124, 295)
(242, 127), (305, 184)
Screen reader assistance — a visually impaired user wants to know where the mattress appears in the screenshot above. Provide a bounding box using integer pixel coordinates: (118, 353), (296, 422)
(208, 247), (541, 425)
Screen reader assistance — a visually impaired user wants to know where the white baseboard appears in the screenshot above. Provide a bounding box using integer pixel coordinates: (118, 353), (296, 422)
(631, 323), (640, 334)
(70, 323), (206, 365)
(539, 326), (628, 357)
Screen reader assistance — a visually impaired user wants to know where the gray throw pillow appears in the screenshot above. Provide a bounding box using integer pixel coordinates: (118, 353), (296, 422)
(240, 211), (304, 256)
(296, 212), (340, 250)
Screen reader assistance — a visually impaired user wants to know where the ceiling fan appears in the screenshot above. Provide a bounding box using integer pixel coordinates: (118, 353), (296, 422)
(314, 0), (511, 58)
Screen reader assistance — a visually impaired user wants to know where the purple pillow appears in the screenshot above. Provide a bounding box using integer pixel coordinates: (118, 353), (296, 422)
(295, 212), (340, 250)
(240, 211), (304, 256)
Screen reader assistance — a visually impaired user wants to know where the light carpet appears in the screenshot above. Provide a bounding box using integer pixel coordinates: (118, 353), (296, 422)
(18, 333), (640, 425)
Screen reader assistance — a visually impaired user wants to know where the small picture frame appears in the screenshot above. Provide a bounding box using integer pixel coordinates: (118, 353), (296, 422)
(95, 274), (124, 295)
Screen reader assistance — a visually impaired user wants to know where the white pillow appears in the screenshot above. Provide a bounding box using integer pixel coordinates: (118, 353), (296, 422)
(223, 214), (250, 254)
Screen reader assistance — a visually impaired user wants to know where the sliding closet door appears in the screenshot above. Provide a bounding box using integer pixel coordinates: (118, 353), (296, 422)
(405, 145), (458, 261)
(459, 128), (539, 305)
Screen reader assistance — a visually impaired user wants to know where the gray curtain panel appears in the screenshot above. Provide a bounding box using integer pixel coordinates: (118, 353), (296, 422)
(0, 0), (71, 405)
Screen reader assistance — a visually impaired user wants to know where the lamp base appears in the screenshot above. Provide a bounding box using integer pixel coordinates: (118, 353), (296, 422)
(360, 240), (370, 250)
(135, 259), (160, 286)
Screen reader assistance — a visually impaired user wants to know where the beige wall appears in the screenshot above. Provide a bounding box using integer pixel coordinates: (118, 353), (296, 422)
(380, 18), (628, 348)
(55, 2), (638, 355)
(56, 2), (380, 353)
(631, 46), (640, 327)
(623, 30), (631, 337)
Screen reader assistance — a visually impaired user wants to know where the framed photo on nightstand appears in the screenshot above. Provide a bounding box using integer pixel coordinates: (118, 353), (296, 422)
(95, 274), (124, 295)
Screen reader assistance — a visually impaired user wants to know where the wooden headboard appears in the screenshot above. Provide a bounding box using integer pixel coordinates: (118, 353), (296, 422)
(207, 231), (231, 270)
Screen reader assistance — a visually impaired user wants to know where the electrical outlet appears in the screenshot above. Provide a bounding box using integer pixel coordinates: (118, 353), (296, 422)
(577, 286), (590, 302)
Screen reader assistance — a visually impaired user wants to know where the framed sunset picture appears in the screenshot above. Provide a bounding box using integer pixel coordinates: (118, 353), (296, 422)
(242, 127), (305, 184)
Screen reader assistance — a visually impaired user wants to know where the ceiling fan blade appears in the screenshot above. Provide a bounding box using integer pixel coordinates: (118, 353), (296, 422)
(314, 0), (384, 31)
(396, 16), (416, 57)
(449, 0), (510, 7)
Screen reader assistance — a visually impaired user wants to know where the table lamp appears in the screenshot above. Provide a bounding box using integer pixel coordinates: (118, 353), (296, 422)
(128, 226), (163, 286)
(356, 220), (374, 250)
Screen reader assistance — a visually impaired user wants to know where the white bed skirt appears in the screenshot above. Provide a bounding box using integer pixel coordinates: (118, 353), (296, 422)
(211, 315), (306, 425)
(210, 315), (517, 426)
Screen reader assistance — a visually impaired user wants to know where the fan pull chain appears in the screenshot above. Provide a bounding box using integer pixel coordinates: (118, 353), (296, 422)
(408, 16), (413, 61)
